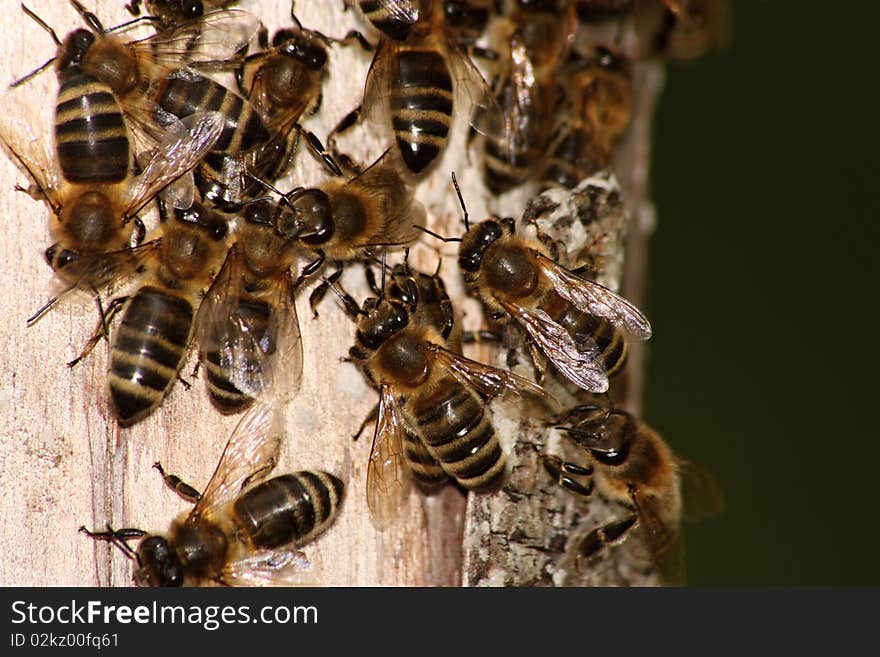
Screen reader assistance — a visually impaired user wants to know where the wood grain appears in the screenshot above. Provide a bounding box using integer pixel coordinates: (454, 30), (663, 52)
(0, 0), (659, 587)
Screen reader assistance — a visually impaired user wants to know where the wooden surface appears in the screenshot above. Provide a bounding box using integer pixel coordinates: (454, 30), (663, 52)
(0, 0), (658, 586)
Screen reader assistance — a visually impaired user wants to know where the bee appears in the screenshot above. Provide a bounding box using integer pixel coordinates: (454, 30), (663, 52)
(343, 261), (555, 528)
(31, 2), (277, 209)
(354, 0), (422, 42)
(447, 179), (651, 393)
(105, 198), (233, 426)
(124, 1), (238, 29)
(540, 46), (632, 189)
(340, 0), (500, 178)
(0, 16), (223, 321)
(477, 0), (577, 193)
(81, 399), (344, 586)
(634, 0), (729, 60)
(268, 149), (425, 315)
(195, 200), (304, 415)
(543, 405), (724, 585)
(442, 0), (494, 49)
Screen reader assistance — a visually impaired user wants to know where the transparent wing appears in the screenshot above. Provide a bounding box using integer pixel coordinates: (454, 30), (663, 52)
(446, 33), (506, 140)
(130, 9), (261, 68)
(361, 40), (396, 140)
(535, 252), (652, 339)
(221, 548), (311, 587)
(630, 489), (687, 586)
(124, 111), (224, 216)
(191, 401), (283, 521)
(426, 342), (558, 411)
(375, 0), (422, 25)
(0, 94), (60, 209)
(366, 384), (411, 531)
(500, 300), (609, 393)
(678, 459), (725, 523)
(197, 247), (303, 403)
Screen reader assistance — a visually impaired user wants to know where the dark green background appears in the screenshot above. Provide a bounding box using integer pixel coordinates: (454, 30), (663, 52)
(643, 2), (880, 584)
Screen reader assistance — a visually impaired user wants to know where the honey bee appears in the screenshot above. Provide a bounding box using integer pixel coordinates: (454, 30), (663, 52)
(354, 0), (422, 41)
(543, 405), (724, 585)
(448, 181), (651, 393)
(540, 47), (631, 189)
(442, 0), (494, 49)
(0, 47), (223, 322)
(105, 198), (233, 426)
(340, 0), (500, 177)
(476, 0), (577, 193)
(343, 262), (556, 528)
(195, 201), (304, 415)
(29, 2), (278, 209)
(268, 149), (425, 315)
(81, 399), (344, 586)
(124, 1), (238, 29)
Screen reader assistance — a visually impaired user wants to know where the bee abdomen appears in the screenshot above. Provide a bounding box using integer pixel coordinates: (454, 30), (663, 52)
(402, 428), (448, 493)
(391, 49), (453, 174)
(233, 472), (344, 549)
(55, 67), (129, 183)
(542, 128), (605, 188)
(203, 298), (274, 414)
(359, 0), (413, 41)
(108, 287), (193, 426)
(412, 381), (505, 492)
(564, 312), (628, 379)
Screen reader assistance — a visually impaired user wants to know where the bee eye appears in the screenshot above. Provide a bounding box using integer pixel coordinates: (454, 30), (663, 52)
(182, 1), (203, 19)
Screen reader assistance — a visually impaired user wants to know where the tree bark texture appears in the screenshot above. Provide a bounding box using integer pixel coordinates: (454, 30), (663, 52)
(0, 0), (662, 586)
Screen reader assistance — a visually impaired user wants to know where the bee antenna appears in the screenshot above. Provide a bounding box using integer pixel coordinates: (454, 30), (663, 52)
(290, 1), (304, 30)
(379, 251), (387, 298)
(451, 171), (469, 231)
(78, 525), (139, 562)
(69, 0), (105, 34)
(21, 4), (61, 45)
(322, 276), (364, 318)
(414, 225), (461, 243)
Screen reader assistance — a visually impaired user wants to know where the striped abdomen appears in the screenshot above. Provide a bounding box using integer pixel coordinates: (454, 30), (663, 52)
(109, 286), (193, 426)
(541, 126), (606, 189)
(233, 472), (344, 549)
(402, 427), (448, 493)
(389, 47), (453, 175)
(482, 80), (535, 193)
(358, 0), (413, 41)
(55, 66), (130, 184)
(202, 297), (275, 414)
(551, 300), (628, 380)
(407, 376), (505, 492)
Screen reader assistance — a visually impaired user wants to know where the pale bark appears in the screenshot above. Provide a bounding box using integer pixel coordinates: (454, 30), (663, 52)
(0, 0), (661, 587)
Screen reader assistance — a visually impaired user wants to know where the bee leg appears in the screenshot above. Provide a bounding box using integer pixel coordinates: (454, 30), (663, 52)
(338, 29), (374, 52)
(327, 104), (362, 161)
(461, 329), (502, 344)
(132, 217), (146, 246)
(68, 296), (128, 369)
(176, 373), (192, 391)
(302, 129), (343, 176)
(79, 525), (145, 561)
(353, 403), (380, 441)
(153, 462), (201, 504)
(292, 250), (326, 291)
(309, 90), (324, 116)
(363, 259), (381, 296)
(541, 455), (594, 498)
(189, 360), (201, 379)
(123, 1), (141, 18)
(527, 341), (548, 386)
(574, 515), (639, 574)
(309, 261), (346, 317)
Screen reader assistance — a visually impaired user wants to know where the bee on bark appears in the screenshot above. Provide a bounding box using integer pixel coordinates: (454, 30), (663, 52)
(342, 262), (555, 529)
(540, 46), (631, 189)
(195, 201), (304, 415)
(81, 398), (344, 586)
(543, 405), (724, 585)
(124, 1), (238, 29)
(336, 0), (501, 178)
(0, 7), (224, 321)
(429, 177), (650, 392)
(18, 2), (284, 209)
(266, 149), (425, 315)
(101, 198), (233, 426)
(477, 0), (577, 193)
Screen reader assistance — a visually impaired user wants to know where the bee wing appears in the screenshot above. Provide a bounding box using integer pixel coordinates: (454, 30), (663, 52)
(534, 252), (653, 339)
(630, 488), (687, 586)
(446, 35), (507, 140)
(197, 247), (304, 402)
(426, 342), (558, 411)
(366, 384), (412, 531)
(221, 548), (312, 587)
(130, 9), (262, 67)
(373, 0), (422, 24)
(191, 401), (284, 521)
(124, 111), (225, 215)
(500, 300), (609, 393)
(678, 459), (725, 523)
(0, 95), (60, 207)
(362, 40), (396, 133)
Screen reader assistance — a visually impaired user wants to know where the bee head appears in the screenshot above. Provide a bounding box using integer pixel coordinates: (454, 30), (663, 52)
(56, 29), (95, 69)
(284, 189), (334, 246)
(134, 536), (183, 587)
(458, 219), (503, 273)
(356, 298), (410, 350)
(561, 407), (633, 466)
(276, 31), (328, 70)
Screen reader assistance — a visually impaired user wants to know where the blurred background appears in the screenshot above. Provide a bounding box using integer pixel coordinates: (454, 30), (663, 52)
(644, 1), (880, 584)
